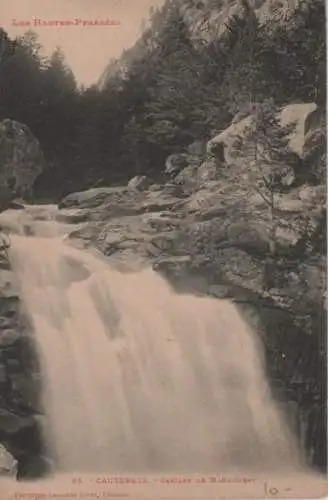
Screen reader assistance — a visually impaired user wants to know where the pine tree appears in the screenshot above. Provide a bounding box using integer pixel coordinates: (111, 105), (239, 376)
(233, 99), (298, 255)
(0, 29), (16, 68)
(0, 31), (45, 125)
(143, 5), (205, 150)
(265, 0), (326, 104)
(44, 47), (76, 97)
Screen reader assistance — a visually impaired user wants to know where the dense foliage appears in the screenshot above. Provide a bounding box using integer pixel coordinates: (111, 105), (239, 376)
(0, 0), (325, 199)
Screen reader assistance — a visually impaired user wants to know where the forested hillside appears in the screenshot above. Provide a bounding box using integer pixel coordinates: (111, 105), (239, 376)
(0, 0), (325, 198)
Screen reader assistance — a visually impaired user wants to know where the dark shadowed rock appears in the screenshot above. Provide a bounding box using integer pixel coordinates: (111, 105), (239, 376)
(164, 153), (191, 176)
(0, 120), (44, 199)
(0, 248), (46, 480)
(0, 409), (35, 435)
(0, 185), (14, 213)
(0, 270), (19, 299)
(58, 187), (128, 209)
(0, 329), (21, 348)
(0, 443), (16, 476)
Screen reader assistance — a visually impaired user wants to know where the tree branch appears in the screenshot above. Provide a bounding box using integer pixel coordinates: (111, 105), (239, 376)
(252, 183), (272, 206)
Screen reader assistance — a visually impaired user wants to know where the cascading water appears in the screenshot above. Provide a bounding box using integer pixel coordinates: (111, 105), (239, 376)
(2, 206), (302, 475)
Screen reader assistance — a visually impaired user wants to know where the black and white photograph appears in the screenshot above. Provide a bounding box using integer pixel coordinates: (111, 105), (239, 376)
(0, 0), (326, 498)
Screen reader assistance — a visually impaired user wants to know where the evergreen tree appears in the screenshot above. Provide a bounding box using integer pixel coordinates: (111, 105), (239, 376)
(0, 31), (45, 124)
(233, 99), (298, 254)
(265, 0), (326, 104)
(44, 47), (76, 96)
(143, 5), (206, 152)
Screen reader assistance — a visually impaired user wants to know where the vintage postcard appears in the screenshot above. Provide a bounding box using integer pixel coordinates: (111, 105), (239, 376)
(0, 0), (326, 498)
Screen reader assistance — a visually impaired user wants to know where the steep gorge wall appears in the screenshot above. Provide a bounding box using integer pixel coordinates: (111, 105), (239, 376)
(0, 246), (48, 479)
(99, 0), (302, 88)
(0, 120), (47, 478)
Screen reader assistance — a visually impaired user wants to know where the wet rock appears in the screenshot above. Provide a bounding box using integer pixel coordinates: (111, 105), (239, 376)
(61, 256), (91, 283)
(0, 408), (35, 435)
(0, 444), (16, 476)
(0, 233), (11, 253)
(141, 212), (182, 232)
(0, 270), (19, 299)
(8, 200), (25, 210)
(140, 190), (182, 213)
(153, 256), (193, 283)
(127, 175), (152, 191)
(0, 249), (45, 479)
(215, 248), (266, 292)
(0, 415), (50, 481)
(59, 186), (128, 209)
(0, 329), (21, 348)
(68, 223), (103, 243)
(16, 454), (51, 481)
(0, 316), (19, 330)
(102, 232), (125, 252)
(0, 185), (14, 213)
(56, 208), (91, 224)
(0, 253), (10, 270)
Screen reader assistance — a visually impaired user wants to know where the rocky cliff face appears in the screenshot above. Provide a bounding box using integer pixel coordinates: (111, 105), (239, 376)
(0, 244), (48, 480)
(0, 118), (47, 478)
(0, 120), (45, 202)
(99, 0), (302, 88)
(58, 100), (326, 472)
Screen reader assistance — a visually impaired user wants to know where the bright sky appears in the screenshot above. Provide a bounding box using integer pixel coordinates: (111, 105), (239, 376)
(0, 0), (165, 86)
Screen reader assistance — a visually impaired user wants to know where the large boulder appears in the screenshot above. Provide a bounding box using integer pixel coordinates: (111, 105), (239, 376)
(279, 102), (318, 158)
(164, 153), (191, 176)
(59, 186), (183, 223)
(0, 270), (19, 300)
(173, 165), (200, 194)
(59, 187), (129, 210)
(207, 102), (318, 163)
(164, 144), (206, 182)
(0, 443), (16, 476)
(0, 120), (45, 199)
(207, 115), (253, 164)
(127, 175), (151, 191)
(300, 107), (326, 184)
(0, 185), (14, 213)
(172, 158), (223, 196)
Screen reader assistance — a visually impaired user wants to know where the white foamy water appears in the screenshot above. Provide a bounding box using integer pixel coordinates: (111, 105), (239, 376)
(1, 206), (303, 474)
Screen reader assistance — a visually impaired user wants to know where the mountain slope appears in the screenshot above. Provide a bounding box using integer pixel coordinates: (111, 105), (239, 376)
(99, 0), (302, 89)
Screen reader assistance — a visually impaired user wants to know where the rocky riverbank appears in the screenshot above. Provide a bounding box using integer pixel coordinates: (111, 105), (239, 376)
(0, 245), (49, 479)
(0, 120), (49, 479)
(57, 102), (326, 472)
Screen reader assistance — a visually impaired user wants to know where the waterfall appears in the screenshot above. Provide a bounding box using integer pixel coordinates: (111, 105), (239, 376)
(2, 206), (302, 475)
